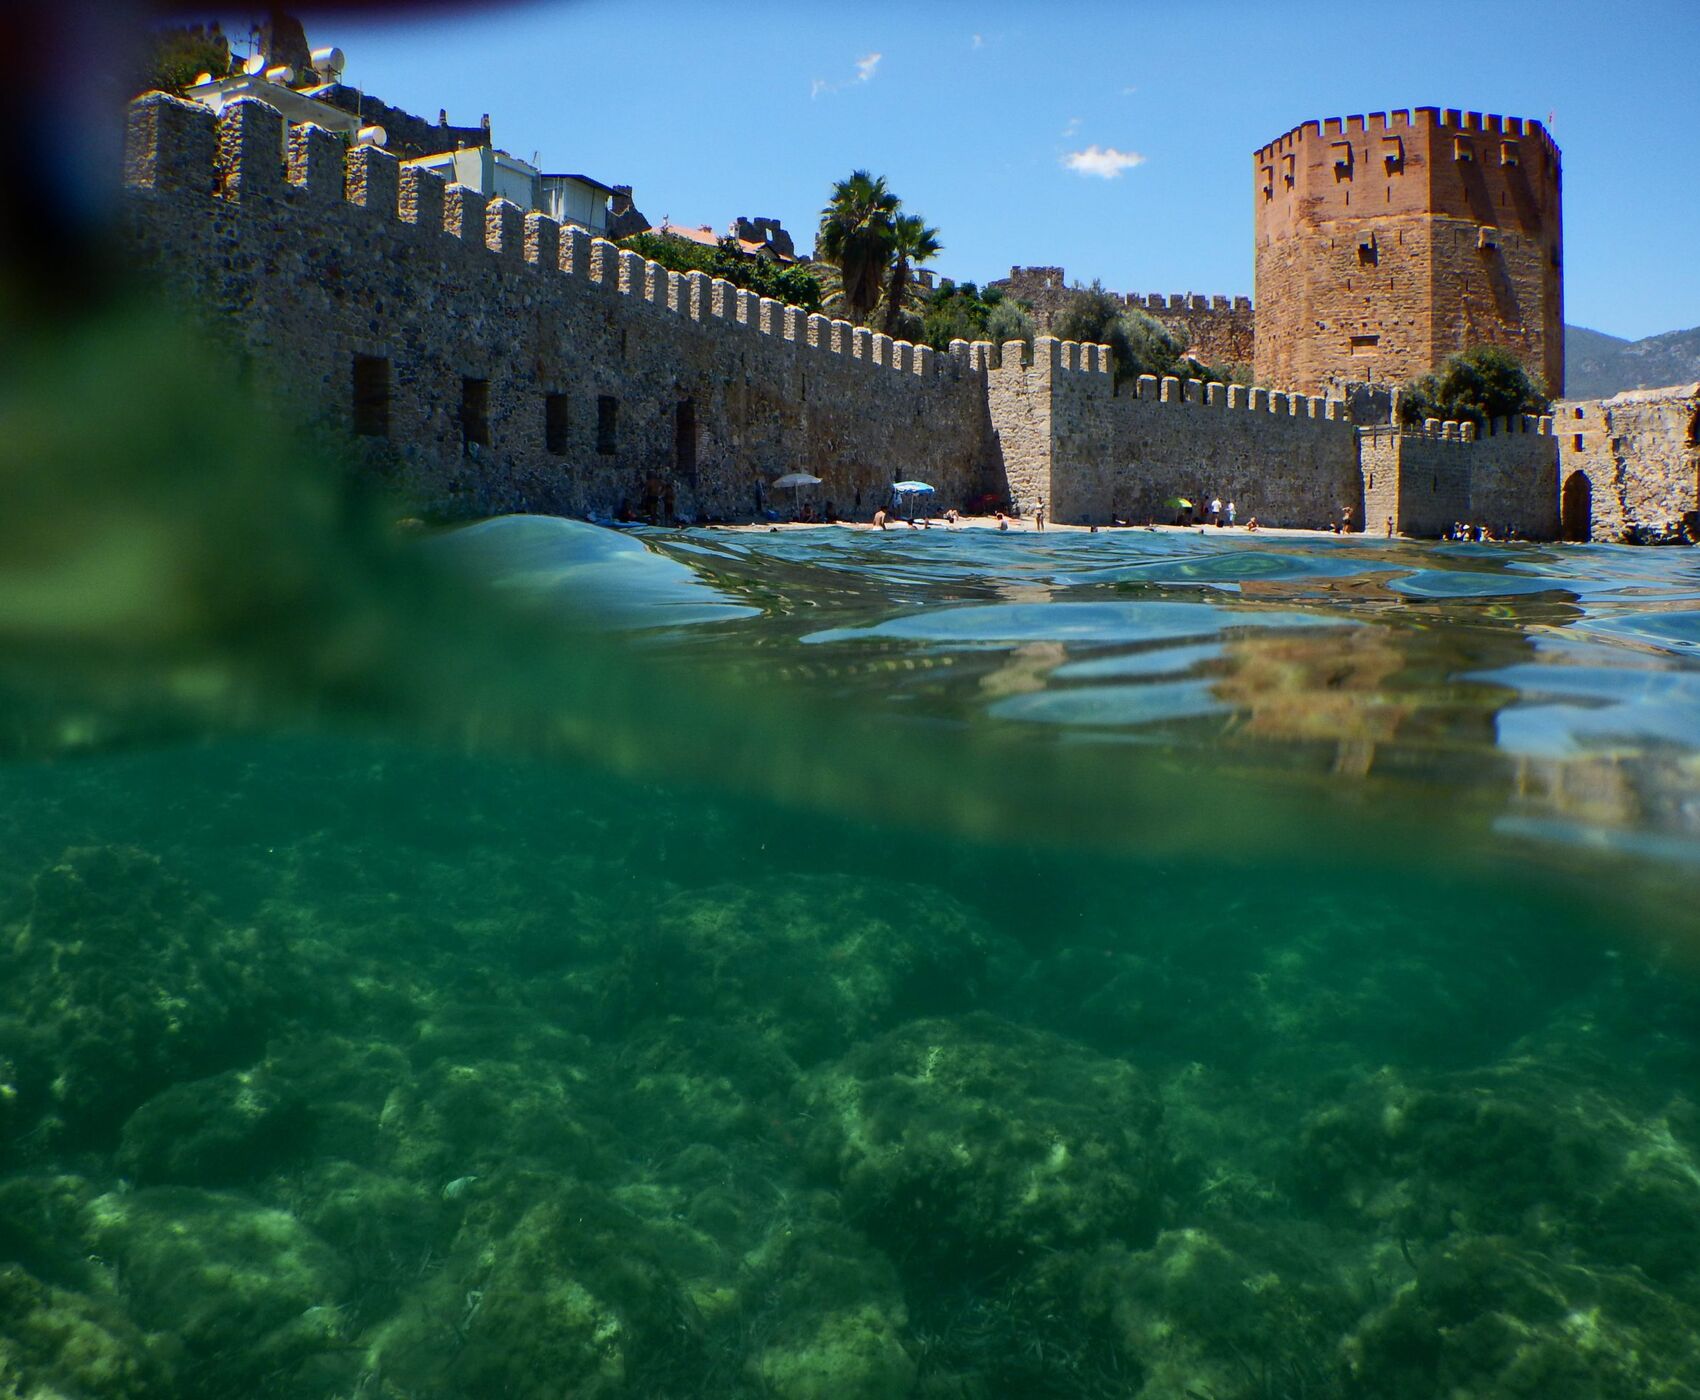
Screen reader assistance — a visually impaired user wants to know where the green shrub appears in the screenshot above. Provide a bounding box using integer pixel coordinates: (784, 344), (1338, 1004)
(1399, 346), (1550, 429)
(618, 232), (822, 312)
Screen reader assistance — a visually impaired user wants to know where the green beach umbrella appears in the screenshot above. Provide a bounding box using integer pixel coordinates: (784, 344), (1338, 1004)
(1166, 496), (1193, 510)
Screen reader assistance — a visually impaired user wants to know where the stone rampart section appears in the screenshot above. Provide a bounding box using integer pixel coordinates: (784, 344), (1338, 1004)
(988, 338), (1361, 528)
(1554, 386), (1700, 541)
(991, 267), (1255, 369)
(121, 93), (995, 523)
(1254, 109), (1563, 399)
(1358, 415), (1557, 538)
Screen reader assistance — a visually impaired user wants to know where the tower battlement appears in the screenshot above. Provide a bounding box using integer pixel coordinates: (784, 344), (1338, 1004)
(1253, 109), (1558, 166)
(1252, 103), (1563, 400)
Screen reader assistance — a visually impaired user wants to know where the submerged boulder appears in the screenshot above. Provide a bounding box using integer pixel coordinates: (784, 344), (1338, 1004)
(0, 847), (287, 1158)
(117, 1065), (308, 1187)
(81, 1187), (349, 1393)
(602, 877), (1021, 1064)
(799, 1013), (1167, 1271)
(1082, 1225), (1365, 1400)
(0, 1261), (170, 1400)
(1296, 1060), (1700, 1292)
(1342, 1235), (1700, 1398)
(744, 1221), (915, 1400)
(366, 1180), (704, 1400)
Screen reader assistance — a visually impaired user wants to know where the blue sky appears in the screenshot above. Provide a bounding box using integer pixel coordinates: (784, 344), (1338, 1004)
(274, 0), (1698, 340)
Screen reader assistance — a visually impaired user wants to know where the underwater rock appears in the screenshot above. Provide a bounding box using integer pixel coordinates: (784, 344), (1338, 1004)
(0, 847), (287, 1157)
(743, 1222), (915, 1400)
(371, 1181), (703, 1400)
(606, 877), (1022, 1064)
(1341, 1235), (1700, 1398)
(376, 1045), (617, 1185)
(0, 1261), (171, 1400)
(1082, 1226), (1364, 1400)
(117, 1065), (308, 1186)
(799, 1013), (1167, 1271)
(81, 1186), (350, 1393)
(613, 1017), (803, 1157)
(0, 1174), (103, 1295)
(754, 1303), (916, 1400)
(1296, 1060), (1700, 1290)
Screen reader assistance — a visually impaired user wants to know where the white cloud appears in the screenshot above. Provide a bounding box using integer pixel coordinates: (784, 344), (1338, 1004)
(812, 51), (882, 98)
(1062, 116), (1081, 137)
(1063, 145), (1146, 179)
(1121, 85), (1139, 96)
(972, 33), (984, 48)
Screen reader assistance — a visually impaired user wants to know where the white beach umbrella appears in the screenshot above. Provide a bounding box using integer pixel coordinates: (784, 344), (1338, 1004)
(772, 471), (823, 516)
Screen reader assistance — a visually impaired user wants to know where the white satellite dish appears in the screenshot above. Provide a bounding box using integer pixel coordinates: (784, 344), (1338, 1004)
(310, 46), (346, 80)
(356, 125), (388, 148)
(243, 53), (266, 76)
(263, 64), (295, 85)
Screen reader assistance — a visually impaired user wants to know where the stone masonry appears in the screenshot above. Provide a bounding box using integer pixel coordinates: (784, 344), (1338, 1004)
(1553, 386), (1700, 541)
(1360, 417), (1560, 539)
(121, 92), (1561, 537)
(1254, 109), (1563, 400)
(989, 348), (1361, 528)
(122, 94), (995, 523)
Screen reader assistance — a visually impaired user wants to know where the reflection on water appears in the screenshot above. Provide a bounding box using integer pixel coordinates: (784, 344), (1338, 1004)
(5, 314), (1700, 1398)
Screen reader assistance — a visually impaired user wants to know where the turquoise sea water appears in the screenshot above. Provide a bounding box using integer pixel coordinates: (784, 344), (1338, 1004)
(6, 435), (1700, 1396)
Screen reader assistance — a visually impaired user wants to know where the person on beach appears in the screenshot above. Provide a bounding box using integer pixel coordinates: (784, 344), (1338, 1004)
(1246, 516), (1260, 532)
(945, 508), (958, 527)
(1226, 501), (1237, 527)
(1209, 496), (1223, 527)
(1386, 515), (1395, 538)
(1035, 500), (1046, 531)
(996, 512), (1011, 531)
(1341, 503), (1354, 532)
(873, 508), (888, 530)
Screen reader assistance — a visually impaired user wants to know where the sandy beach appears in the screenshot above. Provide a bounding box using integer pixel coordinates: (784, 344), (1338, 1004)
(716, 514), (1392, 541)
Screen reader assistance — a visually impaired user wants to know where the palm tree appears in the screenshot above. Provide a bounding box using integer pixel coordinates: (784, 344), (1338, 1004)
(816, 171), (899, 326)
(879, 214), (942, 337)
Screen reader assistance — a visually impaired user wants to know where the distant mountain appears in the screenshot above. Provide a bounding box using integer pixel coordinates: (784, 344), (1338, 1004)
(1564, 323), (1700, 399)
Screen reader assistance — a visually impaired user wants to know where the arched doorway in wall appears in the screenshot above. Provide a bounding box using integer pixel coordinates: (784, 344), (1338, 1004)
(1561, 470), (1592, 542)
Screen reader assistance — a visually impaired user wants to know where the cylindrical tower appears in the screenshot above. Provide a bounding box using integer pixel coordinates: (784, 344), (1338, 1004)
(1253, 108), (1562, 398)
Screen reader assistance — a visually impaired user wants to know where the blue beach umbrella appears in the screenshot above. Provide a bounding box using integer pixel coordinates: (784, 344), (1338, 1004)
(892, 480), (935, 521)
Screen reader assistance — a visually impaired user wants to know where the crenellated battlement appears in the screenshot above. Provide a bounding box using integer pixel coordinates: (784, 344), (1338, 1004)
(1126, 292), (1255, 315)
(123, 92), (959, 388)
(1252, 107), (1558, 165)
(121, 91), (1560, 537)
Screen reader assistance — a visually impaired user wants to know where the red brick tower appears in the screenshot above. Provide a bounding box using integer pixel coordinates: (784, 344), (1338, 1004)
(1253, 109), (1563, 398)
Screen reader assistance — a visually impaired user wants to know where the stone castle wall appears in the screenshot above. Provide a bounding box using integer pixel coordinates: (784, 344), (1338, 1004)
(1554, 386), (1700, 541)
(1359, 417), (1559, 539)
(121, 92), (1565, 540)
(122, 93), (997, 524)
(1254, 109), (1563, 399)
(991, 267), (1255, 369)
(987, 342), (1363, 528)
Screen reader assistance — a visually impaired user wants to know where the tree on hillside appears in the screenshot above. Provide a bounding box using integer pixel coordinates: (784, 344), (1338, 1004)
(817, 171), (900, 325)
(985, 298), (1035, 350)
(918, 283), (1033, 352)
(133, 22), (230, 97)
(1399, 346), (1551, 429)
(618, 231), (822, 311)
(879, 214), (943, 337)
(1051, 282), (1181, 383)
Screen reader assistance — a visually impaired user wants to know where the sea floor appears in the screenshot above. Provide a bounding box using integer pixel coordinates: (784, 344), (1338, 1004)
(4, 515), (1700, 1399)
